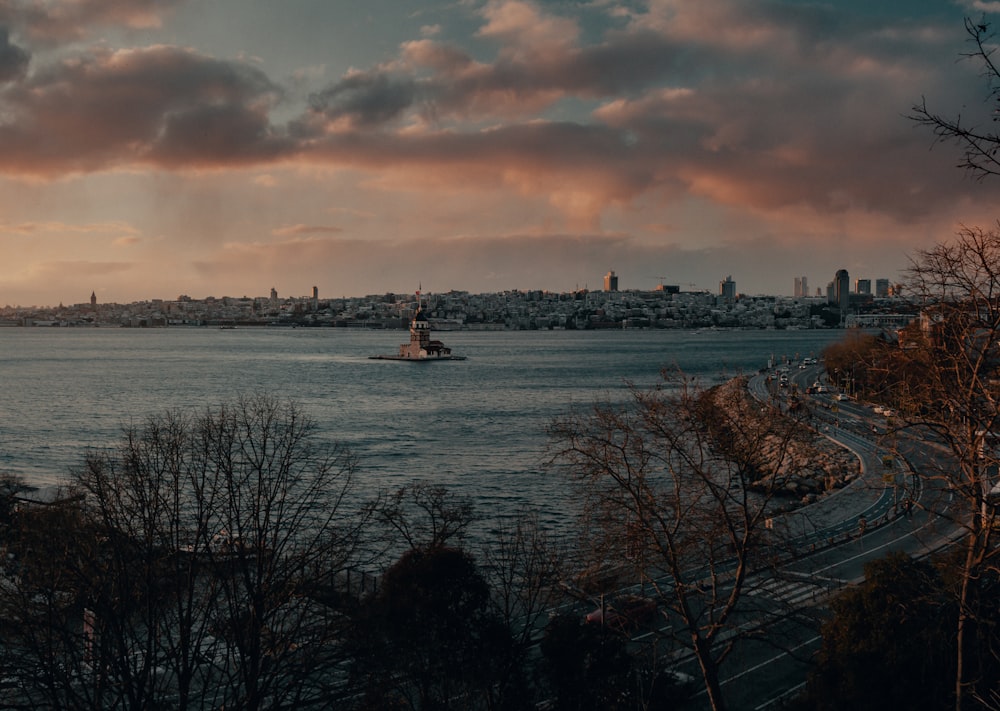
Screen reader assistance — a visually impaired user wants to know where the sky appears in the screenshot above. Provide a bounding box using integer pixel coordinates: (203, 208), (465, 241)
(1, 0), (999, 306)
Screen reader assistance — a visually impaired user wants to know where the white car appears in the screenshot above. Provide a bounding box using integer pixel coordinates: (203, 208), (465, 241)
(873, 405), (885, 415)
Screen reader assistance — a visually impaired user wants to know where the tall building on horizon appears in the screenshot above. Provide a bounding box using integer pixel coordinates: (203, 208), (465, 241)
(793, 276), (809, 298)
(604, 270), (618, 292)
(720, 275), (736, 303)
(875, 278), (890, 298)
(856, 278), (871, 295)
(835, 269), (850, 314)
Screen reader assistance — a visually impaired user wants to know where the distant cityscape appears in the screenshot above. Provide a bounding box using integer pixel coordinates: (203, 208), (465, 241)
(0, 269), (912, 331)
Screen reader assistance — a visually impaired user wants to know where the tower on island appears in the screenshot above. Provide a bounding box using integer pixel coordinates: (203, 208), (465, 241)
(90, 291), (97, 309)
(401, 307), (434, 358)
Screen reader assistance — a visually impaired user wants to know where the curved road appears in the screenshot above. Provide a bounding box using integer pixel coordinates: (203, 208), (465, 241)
(694, 362), (964, 710)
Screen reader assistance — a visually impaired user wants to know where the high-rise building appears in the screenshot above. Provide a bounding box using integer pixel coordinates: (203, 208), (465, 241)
(875, 278), (890, 298)
(835, 269), (850, 313)
(720, 275), (736, 303)
(793, 276), (809, 298)
(604, 270), (618, 292)
(794, 277), (802, 298)
(856, 278), (871, 295)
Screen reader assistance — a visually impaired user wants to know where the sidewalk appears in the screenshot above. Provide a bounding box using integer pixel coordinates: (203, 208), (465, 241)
(749, 372), (907, 555)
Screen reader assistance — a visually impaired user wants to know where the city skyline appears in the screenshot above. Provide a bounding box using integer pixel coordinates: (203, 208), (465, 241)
(0, 0), (996, 306)
(57, 262), (896, 307)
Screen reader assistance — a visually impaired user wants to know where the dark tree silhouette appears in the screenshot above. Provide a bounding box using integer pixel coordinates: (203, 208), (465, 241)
(0, 395), (368, 710)
(350, 545), (513, 710)
(802, 553), (956, 710)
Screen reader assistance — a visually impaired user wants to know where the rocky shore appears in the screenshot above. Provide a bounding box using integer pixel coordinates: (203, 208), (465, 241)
(713, 377), (861, 505)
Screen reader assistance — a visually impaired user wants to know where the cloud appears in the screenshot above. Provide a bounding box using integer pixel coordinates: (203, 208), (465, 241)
(0, 45), (290, 175)
(271, 223), (343, 237)
(26, 259), (135, 278)
(0, 0), (186, 44)
(1, 220), (139, 236)
(307, 69), (418, 129)
(478, 0), (580, 58)
(0, 27), (28, 82)
(0, 0), (988, 241)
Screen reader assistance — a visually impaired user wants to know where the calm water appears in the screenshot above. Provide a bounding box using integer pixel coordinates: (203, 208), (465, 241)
(0, 327), (843, 535)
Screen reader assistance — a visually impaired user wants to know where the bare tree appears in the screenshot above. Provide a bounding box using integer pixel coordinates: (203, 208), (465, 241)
(911, 18), (1000, 181)
(547, 373), (817, 711)
(880, 226), (1000, 710)
(480, 514), (566, 709)
(0, 395), (370, 710)
(371, 482), (475, 553)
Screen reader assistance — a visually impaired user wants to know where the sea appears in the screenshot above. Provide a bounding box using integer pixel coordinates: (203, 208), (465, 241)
(0, 326), (844, 542)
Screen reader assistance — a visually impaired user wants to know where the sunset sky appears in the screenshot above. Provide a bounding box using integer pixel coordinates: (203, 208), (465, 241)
(1, 0), (998, 306)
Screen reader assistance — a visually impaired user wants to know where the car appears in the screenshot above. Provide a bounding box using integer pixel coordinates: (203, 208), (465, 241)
(637, 666), (697, 704)
(836, 393), (850, 401)
(585, 595), (657, 632)
(882, 408), (895, 417)
(873, 405), (885, 414)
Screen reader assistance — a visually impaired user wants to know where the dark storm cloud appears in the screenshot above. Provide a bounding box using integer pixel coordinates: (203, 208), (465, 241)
(0, 27), (28, 82)
(0, 45), (291, 174)
(308, 70), (418, 128)
(0, 0), (989, 234)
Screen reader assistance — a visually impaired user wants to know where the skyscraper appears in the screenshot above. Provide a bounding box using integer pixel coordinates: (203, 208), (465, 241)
(793, 276), (809, 298)
(855, 278), (871, 295)
(875, 278), (890, 297)
(835, 269), (850, 314)
(720, 275), (736, 303)
(604, 270), (618, 292)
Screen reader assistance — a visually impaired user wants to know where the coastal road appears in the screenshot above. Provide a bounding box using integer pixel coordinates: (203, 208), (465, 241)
(701, 364), (965, 709)
(554, 360), (962, 710)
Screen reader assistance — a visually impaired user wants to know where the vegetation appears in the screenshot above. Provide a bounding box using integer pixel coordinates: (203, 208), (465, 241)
(911, 18), (1000, 181)
(547, 372), (818, 711)
(0, 395), (371, 710)
(801, 553), (957, 710)
(819, 223), (1000, 710)
(0, 396), (698, 710)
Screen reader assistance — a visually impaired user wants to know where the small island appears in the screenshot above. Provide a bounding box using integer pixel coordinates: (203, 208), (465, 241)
(369, 306), (466, 361)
